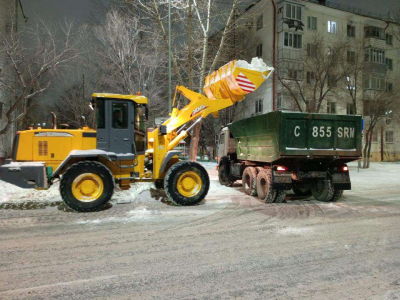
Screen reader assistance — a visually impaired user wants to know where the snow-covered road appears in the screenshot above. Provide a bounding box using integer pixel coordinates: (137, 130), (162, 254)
(0, 161), (400, 299)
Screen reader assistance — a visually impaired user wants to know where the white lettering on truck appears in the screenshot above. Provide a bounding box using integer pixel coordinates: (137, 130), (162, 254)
(303, 126), (355, 138)
(294, 126), (300, 137)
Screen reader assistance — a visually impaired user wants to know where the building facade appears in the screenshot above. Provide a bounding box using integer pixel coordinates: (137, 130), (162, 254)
(234, 0), (400, 161)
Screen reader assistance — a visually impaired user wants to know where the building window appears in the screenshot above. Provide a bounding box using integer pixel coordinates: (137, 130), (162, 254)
(277, 95), (282, 109)
(307, 16), (317, 30)
(327, 101), (336, 114)
(386, 131), (394, 143)
(364, 48), (386, 64)
(387, 82), (393, 92)
(327, 74), (337, 87)
(284, 32), (302, 49)
(288, 69), (302, 80)
(364, 101), (370, 116)
(328, 20), (337, 34)
(256, 43), (263, 57)
(286, 3), (302, 21)
(347, 24), (355, 37)
(371, 131), (378, 143)
(364, 26), (385, 39)
(366, 75), (385, 90)
(306, 71), (314, 84)
(256, 14), (263, 30)
(347, 51), (356, 63)
(347, 103), (355, 115)
(386, 34), (393, 45)
(386, 58), (393, 70)
(255, 99), (263, 114)
(307, 43), (317, 57)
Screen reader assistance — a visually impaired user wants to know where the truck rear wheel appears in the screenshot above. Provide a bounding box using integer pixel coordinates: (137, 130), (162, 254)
(242, 167), (257, 196)
(218, 163), (234, 186)
(292, 182), (312, 196)
(60, 161), (115, 212)
(311, 179), (334, 202)
(330, 189), (344, 202)
(256, 169), (276, 203)
(164, 161), (209, 206)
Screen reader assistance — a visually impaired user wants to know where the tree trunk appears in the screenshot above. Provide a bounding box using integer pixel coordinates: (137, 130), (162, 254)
(367, 134), (373, 168)
(188, 0), (211, 162)
(189, 122), (201, 161)
(363, 130), (370, 168)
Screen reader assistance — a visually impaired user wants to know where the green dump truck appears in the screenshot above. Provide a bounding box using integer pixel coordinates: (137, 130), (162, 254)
(217, 111), (362, 203)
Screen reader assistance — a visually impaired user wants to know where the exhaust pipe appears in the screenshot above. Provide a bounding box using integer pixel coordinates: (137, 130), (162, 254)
(50, 112), (57, 129)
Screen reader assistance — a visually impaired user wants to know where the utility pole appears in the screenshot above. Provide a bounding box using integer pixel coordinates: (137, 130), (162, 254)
(168, 0), (172, 113)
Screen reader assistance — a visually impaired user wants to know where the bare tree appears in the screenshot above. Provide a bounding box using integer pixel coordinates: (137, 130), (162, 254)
(277, 34), (350, 113)
(362, 89), (400, 168)
(0, 16), (81, 136)
(133, 0), (241, 160)
(91, 9), (166, 118)
(54, 81), (95, 129)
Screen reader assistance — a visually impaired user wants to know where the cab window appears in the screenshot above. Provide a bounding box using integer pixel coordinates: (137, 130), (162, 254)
(134, 103), (146, 153)
(96, 99), (105, 129)
(220, 133), (225, 144)
(112, 103), (128, 129)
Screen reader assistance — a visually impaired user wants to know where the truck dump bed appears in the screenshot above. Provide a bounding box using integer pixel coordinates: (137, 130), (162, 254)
(227, 111), (362, 163)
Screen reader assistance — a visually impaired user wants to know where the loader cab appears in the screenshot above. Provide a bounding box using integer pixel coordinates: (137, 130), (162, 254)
(92, 93), (148, 154)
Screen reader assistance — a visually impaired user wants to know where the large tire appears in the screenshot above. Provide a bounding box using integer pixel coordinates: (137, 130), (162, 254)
(274, 190), (287, 203)
(218, 163), (234, 187)
(60, 161), (115, 212)
(242, 167), (257, 196)
(330, 189), (344, 202)
(311, 179), (334, 202)
(164, 161), (209, 206)
(292, 182), (312, 196)
(256, 169), (276, 203)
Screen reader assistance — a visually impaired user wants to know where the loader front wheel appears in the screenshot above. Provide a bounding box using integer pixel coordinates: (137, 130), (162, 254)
(164, 161), (209, 206)
(60, 161), (114, 212)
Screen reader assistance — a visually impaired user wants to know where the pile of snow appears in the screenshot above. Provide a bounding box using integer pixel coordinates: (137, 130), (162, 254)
(278, 226), (313, 236)
(236, 57), (274, 73)
(0, 181), (61, 205)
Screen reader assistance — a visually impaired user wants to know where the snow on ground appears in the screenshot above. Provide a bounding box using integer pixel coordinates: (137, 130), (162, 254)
(278, 226), (314, 236)
(0, 160), (399, 206)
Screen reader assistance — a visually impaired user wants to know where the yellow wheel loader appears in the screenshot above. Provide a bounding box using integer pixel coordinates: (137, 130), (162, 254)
(0, 59), (273, 212)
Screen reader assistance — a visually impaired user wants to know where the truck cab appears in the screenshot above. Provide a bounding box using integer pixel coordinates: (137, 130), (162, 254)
(217, 127), (236, 164)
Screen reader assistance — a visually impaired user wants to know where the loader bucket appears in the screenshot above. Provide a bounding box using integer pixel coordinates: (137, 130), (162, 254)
(203, 59), (274, 102)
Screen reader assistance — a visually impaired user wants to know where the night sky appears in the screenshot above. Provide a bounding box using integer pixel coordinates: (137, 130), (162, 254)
(20, 0), (400, 24)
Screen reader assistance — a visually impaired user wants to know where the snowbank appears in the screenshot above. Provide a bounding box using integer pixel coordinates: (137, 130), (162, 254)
(236, 57), (274, 73)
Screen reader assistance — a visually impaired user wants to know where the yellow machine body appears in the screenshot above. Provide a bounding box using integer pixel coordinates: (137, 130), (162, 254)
(9, 60), (273, 190)
(14, 128), (97, 170)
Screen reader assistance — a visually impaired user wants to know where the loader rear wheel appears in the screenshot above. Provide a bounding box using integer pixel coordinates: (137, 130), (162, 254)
(60, 161), (114, 212)
(164, 161), (209, 206)
(256, 169), (276, 203)
(242, 167), (257, 196)
(311, 179), (334, 202)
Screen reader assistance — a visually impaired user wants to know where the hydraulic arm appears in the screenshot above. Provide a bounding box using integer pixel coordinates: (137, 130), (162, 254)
(147, 59), (274, 179)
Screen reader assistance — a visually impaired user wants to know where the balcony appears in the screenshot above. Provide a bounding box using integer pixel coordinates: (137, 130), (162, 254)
(278, 48), (303, 61)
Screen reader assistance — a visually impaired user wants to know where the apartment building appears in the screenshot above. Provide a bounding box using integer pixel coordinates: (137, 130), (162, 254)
(233, 0), (400, 161)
